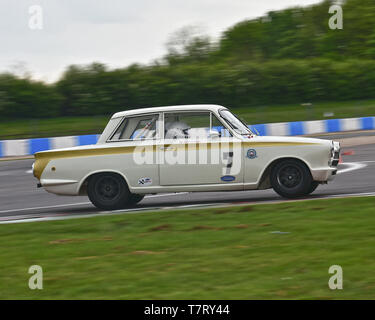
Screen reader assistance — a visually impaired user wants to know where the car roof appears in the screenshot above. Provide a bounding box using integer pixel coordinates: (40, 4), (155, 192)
(111, 104), (227, 119)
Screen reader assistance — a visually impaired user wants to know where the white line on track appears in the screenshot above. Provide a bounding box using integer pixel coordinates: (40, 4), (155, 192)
(146, 192), (188, 198)
(337, 162), (367, 174)
(319, 192), (375, 198)
(0, 193), (187, 215)
(0, 202), (92, 214)
(1, 192), (375, 225)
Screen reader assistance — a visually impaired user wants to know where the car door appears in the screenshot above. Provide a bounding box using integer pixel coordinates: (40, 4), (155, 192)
(107, 113), (162, 189)
(159, 111), (243, 186)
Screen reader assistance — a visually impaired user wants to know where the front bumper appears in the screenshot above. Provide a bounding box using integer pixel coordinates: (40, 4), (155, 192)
(312, 141), (340, 182)
(311, 167), (338, 182)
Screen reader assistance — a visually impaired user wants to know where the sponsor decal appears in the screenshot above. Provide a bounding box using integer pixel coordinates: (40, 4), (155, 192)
(247, 149), (257, 159)
(221, 175), (236, 182)
(138, 177), (152, 185)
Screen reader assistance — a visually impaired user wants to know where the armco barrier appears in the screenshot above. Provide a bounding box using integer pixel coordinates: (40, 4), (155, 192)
(0, 134), (100, 158)
(0, 116), (374, 158)
(249, 116), (374, 136)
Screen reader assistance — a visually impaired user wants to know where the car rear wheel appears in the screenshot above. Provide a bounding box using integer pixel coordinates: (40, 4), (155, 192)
(271, 159), (312, 199)
(87, 173), (130, 210)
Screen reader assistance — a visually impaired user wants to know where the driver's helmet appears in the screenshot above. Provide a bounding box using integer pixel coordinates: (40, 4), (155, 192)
(165, 121), (191, 139)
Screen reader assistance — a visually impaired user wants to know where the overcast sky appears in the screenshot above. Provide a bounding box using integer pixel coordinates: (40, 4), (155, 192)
(0, 0), (322, 82)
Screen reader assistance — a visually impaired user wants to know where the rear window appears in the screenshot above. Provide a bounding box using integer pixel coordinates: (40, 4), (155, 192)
(109, 114), (159, 141)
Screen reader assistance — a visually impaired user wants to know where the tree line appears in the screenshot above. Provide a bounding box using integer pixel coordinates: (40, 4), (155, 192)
(1, 0), (374, 120)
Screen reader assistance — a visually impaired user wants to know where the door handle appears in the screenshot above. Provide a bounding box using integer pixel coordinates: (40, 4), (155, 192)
(160, 147), (176, 151)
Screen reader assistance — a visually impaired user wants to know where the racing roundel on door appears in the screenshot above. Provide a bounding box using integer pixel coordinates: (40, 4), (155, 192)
(247, 149), (257, 159)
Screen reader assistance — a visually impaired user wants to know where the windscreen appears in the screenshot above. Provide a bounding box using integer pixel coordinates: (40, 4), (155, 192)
(219, 110), (254, 135)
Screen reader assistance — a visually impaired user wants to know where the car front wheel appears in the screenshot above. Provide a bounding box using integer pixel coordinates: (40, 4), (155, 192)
(270, 159), (313, 199)
(87, 173), (130, 210)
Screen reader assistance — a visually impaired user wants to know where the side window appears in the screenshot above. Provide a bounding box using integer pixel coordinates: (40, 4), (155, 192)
(163, 112), (232, 140)
(164, 112), (210, 140)
(109, 114), (159, 141)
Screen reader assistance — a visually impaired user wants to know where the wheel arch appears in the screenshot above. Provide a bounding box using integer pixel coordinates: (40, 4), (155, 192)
(257, 156), (312, 190)
(78, 170), (130, 196)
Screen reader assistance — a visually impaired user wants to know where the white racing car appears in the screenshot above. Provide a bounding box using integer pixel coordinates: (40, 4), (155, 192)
(33, 105), (340, 210)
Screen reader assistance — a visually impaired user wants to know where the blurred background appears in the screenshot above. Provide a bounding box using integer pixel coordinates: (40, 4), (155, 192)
(0, 0), (374, 139)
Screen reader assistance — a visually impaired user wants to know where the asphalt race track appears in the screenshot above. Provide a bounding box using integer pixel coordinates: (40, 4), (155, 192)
(1, 133), (375, 223)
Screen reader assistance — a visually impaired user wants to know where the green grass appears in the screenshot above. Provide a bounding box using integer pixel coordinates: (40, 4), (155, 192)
(234, 99), (375, 125)
(0, 116), (108, 140)
(1, 99), (375, 139)
(1, 196), (375, 299)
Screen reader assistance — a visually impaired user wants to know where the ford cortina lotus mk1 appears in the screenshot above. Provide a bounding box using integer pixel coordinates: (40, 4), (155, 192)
(33, 105), (341, 210)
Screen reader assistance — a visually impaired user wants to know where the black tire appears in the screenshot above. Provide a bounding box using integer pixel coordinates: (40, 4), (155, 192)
(128, 194), (145, 206)
(271, 159), (313, 199)
(87, 173), (130, 210)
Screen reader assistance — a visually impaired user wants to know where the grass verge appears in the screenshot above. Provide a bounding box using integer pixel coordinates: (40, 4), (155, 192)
(235, 99), (375, 125)
(1, 196), (375, 299)
(1, 99), (375, 139)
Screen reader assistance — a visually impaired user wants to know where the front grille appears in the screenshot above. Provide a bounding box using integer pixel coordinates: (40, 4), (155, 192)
(330, 149), (340, 167)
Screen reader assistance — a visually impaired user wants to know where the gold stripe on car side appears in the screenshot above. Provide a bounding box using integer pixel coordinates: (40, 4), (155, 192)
(34, 146), (140, 180)
(242, 142), (319, 147)
(33, 141), (319, 180)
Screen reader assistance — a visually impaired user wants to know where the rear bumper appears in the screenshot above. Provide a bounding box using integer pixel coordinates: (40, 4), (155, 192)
(39, 179), (79, 196)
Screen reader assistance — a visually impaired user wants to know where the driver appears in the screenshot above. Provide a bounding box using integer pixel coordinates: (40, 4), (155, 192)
(165, 121), (191, 139)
